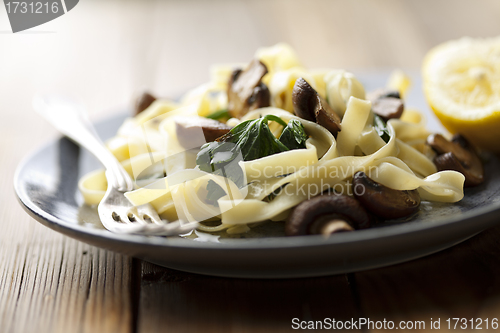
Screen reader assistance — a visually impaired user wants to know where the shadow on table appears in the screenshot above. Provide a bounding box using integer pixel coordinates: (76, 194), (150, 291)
(136, 262), (360, 332)
(354, 224), (500, 322)
(134, 225), (500, 331)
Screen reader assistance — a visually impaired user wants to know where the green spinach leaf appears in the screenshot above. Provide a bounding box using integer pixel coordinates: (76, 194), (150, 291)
(227, 114), (289, 161)
(206, 109), (230, 120)
(205, 180), (228, 206)
(278, 118), (307, 150)
(374, 114), (391, 143)
(197, 114), (289, 171)
(197, 115), (308, 205)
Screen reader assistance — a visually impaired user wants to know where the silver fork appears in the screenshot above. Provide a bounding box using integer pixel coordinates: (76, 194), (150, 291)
(33, 95), (198, 236)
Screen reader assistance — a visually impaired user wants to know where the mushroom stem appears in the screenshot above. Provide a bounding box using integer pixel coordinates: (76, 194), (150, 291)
(319, 219), (354, 237)
(285, 194), (370, 236)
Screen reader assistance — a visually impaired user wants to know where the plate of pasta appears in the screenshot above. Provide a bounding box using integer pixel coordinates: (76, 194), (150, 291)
(15, 44), (500, 278)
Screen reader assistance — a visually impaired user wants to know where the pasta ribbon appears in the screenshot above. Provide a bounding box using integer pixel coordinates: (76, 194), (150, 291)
(78, 44), (467, 235)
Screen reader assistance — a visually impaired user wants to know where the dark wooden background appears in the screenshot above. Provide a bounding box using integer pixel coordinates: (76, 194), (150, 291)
(2, 0), (500, 332)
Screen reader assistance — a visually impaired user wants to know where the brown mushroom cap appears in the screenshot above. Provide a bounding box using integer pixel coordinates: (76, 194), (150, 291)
(367, 88), (404, 121)
(175, 117), (232, 149)
(367, 88), (401, 101)
(427, 134), (484, 187)
(292, 78), (342, 136)
(371, 97), (404, 121)
(135, 92), (157, 115)
(291, 77), (317, 121)
(285, 194), (370, 236)
(227, 59), (271, 119)
(352, 171), (421, 219)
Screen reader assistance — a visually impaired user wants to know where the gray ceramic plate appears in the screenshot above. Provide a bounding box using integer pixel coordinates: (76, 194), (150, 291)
(14, 73), (500, 278)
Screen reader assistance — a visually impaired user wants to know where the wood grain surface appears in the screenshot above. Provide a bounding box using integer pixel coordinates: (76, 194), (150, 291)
(1, 0), (500, 332)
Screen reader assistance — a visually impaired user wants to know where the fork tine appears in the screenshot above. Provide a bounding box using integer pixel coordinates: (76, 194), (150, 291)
(137, 204), (163, 225)
(148, 214), (163, 225)
(153, 221), (197, 236)
(119, 212), (133, 224)
(121, 212), (150, 225)
(146, 211), (163, 225)
(124, 206), (149, 225)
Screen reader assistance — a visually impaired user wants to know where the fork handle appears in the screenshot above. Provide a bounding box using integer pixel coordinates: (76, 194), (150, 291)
(34, 95), (134, 191)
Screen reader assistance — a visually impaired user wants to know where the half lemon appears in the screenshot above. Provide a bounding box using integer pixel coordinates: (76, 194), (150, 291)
(422, 36), (500, 153)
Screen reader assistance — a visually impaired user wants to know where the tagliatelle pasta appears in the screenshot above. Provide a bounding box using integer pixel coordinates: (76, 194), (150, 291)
(78, 44), (466, 235)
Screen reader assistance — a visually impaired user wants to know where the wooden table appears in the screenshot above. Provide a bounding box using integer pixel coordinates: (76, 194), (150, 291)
(2, 1), (500, 331)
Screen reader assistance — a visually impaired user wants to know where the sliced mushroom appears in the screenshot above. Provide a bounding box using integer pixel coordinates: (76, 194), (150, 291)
(427, 134), (484, 187)
(291, 77), (317, 121)
(175, 116), (232, 149)
(371, 98), (404, 121)
(315, 98), (343, 135)
(367, 88), (401, 101)
(285, 194), (370, 236)
(292, 78), (342, 136)
(367, 88), (404, 121)
(227, 59), (271, 119)
(135, 92), (157, 115)
(352, 171), (420, 219)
